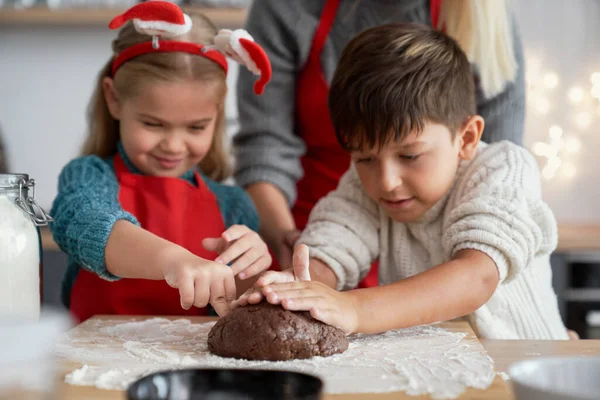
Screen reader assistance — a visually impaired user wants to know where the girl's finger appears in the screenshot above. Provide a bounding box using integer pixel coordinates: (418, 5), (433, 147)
(233, 294), (248, 308)
(232, 287), (254, 308)
(265, 290), (282, 305)
(224, 271), (237, 305)
(221, 225), (250, 242)
(215, 237), (250, 265)
(238, 255), (272, 279)
(247, 291), (265, 304)
(229, 247), (260, 275)
(209, 279), (228, 317)
(201, 237), (226, 253)
(193, 277), (211, 310)
(178, 276), (195, 310)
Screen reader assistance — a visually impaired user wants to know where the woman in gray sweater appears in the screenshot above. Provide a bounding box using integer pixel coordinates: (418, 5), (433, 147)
(233, 0), (526, 286)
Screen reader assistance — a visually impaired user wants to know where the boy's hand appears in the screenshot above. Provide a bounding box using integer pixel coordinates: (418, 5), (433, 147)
(160, 247), (236, 317)
(265, 280), (359, 334)
(234, 244), (311, 307)
(202, 225), (272, 280)
(263, 244), (358, 334)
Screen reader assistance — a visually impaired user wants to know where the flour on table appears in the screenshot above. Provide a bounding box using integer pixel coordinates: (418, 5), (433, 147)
(54, 318), (496, 399)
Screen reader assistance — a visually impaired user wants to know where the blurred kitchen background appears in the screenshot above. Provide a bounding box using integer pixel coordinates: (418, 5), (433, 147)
(1, 0), (600, 337)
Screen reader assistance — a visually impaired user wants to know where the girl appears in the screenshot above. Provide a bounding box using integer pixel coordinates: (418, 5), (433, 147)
(50, 1), (273, 322)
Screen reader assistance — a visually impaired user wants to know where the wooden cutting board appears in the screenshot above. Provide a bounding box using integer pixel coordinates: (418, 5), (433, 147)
(55, 316), (511, 400)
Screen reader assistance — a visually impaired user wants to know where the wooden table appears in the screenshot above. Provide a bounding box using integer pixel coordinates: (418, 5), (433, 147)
(555, 224), (600, 252)
(49, 315), (600, 400)
(53, 316), (507, 400)
(481, 339), (600, 373)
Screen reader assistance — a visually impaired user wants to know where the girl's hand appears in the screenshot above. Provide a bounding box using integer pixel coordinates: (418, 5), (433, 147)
(233, 244), (312, 308)
(160, 247), (236, 317)
(202, 225), (272, 280)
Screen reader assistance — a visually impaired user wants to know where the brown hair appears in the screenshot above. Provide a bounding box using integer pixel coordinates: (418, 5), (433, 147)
(329, 23), (476, 151)
(82, 10), (230, 181)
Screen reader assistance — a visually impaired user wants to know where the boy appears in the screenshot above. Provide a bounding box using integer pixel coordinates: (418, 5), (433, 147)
(237, 23), (568, 340)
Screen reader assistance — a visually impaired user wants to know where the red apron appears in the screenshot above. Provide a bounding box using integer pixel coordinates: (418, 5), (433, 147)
(70, 153), (226, 322)
(291, 0), (441, 288)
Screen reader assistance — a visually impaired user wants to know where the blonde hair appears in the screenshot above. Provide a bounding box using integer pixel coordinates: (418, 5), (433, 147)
(438, 0), (517, 98)
(82, 10), (230, 181)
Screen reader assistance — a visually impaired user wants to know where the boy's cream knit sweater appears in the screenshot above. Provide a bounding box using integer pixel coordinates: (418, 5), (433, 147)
(300, 141), (568, 339)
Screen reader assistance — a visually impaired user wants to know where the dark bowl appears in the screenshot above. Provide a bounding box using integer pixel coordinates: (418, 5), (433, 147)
(127, 368), (323, 400)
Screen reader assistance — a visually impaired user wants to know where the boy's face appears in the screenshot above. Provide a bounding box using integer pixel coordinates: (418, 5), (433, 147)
(351, 119), (482, 223)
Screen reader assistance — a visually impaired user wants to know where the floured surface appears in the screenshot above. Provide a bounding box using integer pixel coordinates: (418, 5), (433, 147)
(55, 317), (496, 399)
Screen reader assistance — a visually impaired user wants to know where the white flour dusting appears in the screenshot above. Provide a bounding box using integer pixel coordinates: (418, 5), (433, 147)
(55, 318), (496, 399)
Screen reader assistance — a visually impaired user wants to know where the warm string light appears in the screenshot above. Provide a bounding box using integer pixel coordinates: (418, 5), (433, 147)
(533, 124), (579, 180)
(592, 73), (600, 102)
(527, 64), (556, 115)
(568, 87), (584, 104)
(575, 110), (592, 128)
(526, 53), (596, 181)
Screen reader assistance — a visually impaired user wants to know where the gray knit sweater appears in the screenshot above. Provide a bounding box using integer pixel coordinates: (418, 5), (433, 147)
(233, 0), (526, 205)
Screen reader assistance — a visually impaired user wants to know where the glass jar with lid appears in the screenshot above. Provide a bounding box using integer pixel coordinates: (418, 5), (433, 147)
(0, 174), (52, 320)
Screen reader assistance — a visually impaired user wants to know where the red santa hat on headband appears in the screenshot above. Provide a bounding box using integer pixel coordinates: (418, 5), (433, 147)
(109, 1), (192, 38)
(108, 0), (272, 94)
(214, 29), (272, 94)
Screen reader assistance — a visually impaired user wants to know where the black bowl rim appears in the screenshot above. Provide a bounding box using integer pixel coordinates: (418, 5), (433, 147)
(126, 367), (324, 397)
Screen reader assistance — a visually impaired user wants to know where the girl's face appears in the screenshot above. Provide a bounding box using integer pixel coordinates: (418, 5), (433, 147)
(104, 78), (220, 177)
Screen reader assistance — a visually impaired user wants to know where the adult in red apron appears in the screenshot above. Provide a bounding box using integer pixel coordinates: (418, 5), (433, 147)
(70, 153), (226, 322)
(291, 0), (441, 288)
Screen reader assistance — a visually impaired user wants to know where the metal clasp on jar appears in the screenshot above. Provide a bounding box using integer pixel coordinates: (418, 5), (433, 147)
(15, 178), (53, 227)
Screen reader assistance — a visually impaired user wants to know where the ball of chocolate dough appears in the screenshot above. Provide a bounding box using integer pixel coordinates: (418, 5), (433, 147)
(207, 302), (349, 361)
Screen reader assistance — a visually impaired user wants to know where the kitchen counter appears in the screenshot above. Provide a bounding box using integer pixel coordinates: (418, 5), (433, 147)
(52, 315), (600, 400)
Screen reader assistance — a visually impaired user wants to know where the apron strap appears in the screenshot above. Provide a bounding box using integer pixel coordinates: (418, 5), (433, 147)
(309, 0), (342, 62)
(192, 169), (211, 194)
(311, 0), (442, 61)
(430, 0), (442, 29)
